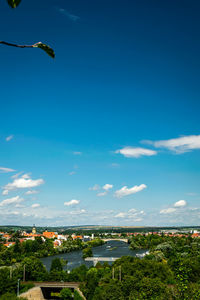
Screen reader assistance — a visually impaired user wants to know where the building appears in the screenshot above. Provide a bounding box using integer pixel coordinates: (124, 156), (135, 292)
(32, 224), (36, 235)
(43, 230), (57, 239)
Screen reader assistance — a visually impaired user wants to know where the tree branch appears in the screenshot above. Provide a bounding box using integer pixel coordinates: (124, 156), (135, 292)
(0, 41), (55, 58)
(0, 41), (33, 48)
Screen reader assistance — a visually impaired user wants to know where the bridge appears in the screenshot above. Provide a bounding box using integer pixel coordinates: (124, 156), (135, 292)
(34, 282), (80, 288)
(85, 256), (120, 266)
(19, 282), (86, 300)
(102, 238), (128, 243)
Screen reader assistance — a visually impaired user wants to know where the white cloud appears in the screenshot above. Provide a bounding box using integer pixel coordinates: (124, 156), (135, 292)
(152, 135), (200, 154)
(64, 199), (80, 206)
(0, 167), (15, 173)
(89, 184), (100, 191)
(160, 207), (176, 214)
(128, 210), (145, 218)
(110, 163), (120, 168)
(10, 211), (20, 215)
(134, 218), (143, 222)
(69, 171), (76, 176)
(2, 190), (8, 195)
(128, 208), (137, 213)
(97, 192), (107, 197)
(11, 172), (23, 179)
(160, 200), (187, 215)
(31, 203), (40, 208)
(73, 151), (82, 155)
(70, 209), (86, 215)
(21, 174), (30, 179)
(90, 184), (113, 196)
(174, 200), (187, 207)
(103, 184), (113, 191)
(115, 146), (157, 158)
(115, 184), (147, 198)
(0, 196), (24, 207)
(115, 212), (126, 218)
(6, 135), (13, 142)
(15, 204), (25, 208)
(26, 190), (39, 195)
(186, 192), (197, 196)
(115, 209), (145, 221)
(59, 8), (80, 21)
(3, 174), (44, 192)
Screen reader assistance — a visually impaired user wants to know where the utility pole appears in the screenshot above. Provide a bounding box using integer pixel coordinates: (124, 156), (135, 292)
(112, 267), (115, 280)
(119, 266), (122, 282)
(23, 265), (26, 282)
(10, 267), (12, 279)
(17, 279), (20, 297)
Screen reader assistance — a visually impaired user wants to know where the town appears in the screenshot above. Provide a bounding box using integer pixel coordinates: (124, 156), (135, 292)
(1, 225), (200, 249)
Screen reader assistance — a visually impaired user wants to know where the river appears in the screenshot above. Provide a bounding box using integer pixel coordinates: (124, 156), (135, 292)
(41, 240), (147, 271)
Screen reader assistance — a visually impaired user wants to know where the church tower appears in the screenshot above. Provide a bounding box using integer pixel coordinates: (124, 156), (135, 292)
(32, 224), (36, 235)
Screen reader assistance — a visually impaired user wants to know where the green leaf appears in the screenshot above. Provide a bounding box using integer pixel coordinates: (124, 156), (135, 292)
(33, 42), (55, 59)
(7, 0), (21, 8)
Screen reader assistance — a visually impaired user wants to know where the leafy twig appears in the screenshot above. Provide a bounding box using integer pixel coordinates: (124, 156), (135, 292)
(0, 41), (55, 58)
(7, 0), (21, 8)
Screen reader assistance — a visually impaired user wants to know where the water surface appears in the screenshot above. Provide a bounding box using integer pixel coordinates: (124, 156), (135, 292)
(41, 240), (147, 271)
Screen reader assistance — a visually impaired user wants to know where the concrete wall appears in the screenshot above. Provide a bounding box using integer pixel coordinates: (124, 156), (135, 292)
(20, 287), (45, 300)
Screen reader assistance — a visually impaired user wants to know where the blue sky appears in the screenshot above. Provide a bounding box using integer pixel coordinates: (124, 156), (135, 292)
(0, 0), (200, 226)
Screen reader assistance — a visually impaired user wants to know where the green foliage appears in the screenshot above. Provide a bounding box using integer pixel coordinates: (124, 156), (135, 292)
(19, 283), (34, 294)
(93, 280), (124, 300)
(59, 288), (73, 299)
(82, 268), (99, 299)
(68, 265), (88, 282)
(129, 277), (170, 299)
(48, 270), (67, 282)
(185, 283), (200, 299)
(33, 42), (55, 59)
(0, 238), (56, 266)
(155, 242), (174, 258)
(86, 238), (105, 248)
(50, 258), (63, 272)
(73, 290), (84, 300)
(7, 0), (21, 8)
(20, 257), (48, 281)
(2, 233), (200, 299)
(0, 292), (26, 299)
(82, 247), (93, 259)
(0, 268), (18, 296)
(61, 239), (84, 253)
(13, 240), (21, 255)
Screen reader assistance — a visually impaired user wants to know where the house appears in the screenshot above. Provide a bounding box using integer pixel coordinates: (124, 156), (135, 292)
(53, 240), (62, 247)
(191, 233), (200, 238)
(43, 231), (57, 239)
(4, 242), (15, 247)
(71, 234), (83, 240)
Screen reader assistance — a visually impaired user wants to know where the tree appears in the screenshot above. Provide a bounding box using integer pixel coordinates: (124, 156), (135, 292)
(93, 281), (124, 300)
(83, 268), (99, 300)
(59, 288), (73, 300)
(0, 292), (27, 299)
(0, 268), (18, 296)
(74, 290), (84, 300)
(0, 0), (55, 58)
(20, 257), (48, 281)
(82, 247), (92, 259)
(13, 240), (21, 255)
(50, 258), (63, 272)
